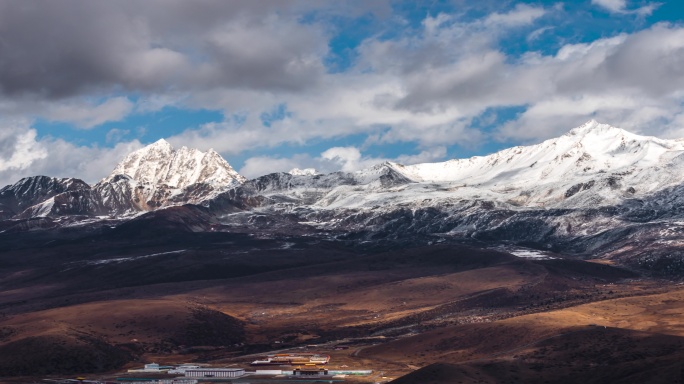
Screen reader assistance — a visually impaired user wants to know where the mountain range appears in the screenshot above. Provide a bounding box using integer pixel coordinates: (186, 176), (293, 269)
(3, 120), (684, 276)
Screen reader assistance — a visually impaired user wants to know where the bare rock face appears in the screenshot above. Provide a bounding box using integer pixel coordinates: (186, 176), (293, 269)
(7, 121), (684, 277)
(6, 141), (247, 220)
(0, 176), (90, 219)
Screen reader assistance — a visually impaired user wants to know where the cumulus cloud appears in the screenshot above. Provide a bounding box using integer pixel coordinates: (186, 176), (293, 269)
(349, 17), (684, 144)
(45, 97), (134, 129)
(483, 3), (546, 27)
(239, 155), (309, 178)
(0, 1), (331, 131)
(0, 1), (330, 98)
(592, 0), (628, 13)
(239, 145), (449, 179)
(159, 10), (684, 164)
(1, 1), (683, 181)
(591, 0), (660, 16)
(0, 119), (141, 186)
(320, 147), (368, 172)
(493, 24), (684, 141)
(0, 120), (48, 172)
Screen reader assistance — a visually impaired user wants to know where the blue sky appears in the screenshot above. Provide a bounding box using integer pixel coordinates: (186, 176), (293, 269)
(0, 0), (682, 184)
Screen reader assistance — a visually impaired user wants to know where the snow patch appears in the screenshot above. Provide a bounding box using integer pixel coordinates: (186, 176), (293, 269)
(85, 250), (187, 265)
(496, 246), (557, 260)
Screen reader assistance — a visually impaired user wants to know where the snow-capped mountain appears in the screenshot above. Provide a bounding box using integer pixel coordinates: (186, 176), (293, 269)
(7, 121), (684, 276)
(382, 120), (684, 208)
(106, 139), (245, 188)
(220, 120), (684, 213)
(0, 176), (90, 219)
(193, 121), (684, 277)
(8, 140), (247, 219)
(7, 121), (684, 220)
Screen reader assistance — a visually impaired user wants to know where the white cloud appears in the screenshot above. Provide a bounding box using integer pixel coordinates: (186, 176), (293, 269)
(591, 0), (660, 16)
(106, 128), (131, 144)
(634, 3), (660, 16)
(239, 144), (450, 179)
(0, 120), (48, 172)
(156, 14), (684, 164)
(484, 4), (546, 27)
(45, 97), (135, 129)
(396, 146), (447, 164)
(527, 26), (554, 42)
(0, 2), (683, 183)
(592, 0), (627, 13)
(0, 119), (142, 186)
(320, 147), (366, 172)
(239, 155), (311, 178)
(38, 139), (144, 183)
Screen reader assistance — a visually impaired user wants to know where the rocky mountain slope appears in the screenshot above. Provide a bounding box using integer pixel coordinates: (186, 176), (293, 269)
(106, 139), (244, 188)
(4, 121), (684, 276)
(201, 121), (684, 275)
(3, 141), (246, 220)
(244, 120), (684, 211)
(389, 120), (684, 207)
(4, 121), (684, 382)
(0, 176), (90, 219)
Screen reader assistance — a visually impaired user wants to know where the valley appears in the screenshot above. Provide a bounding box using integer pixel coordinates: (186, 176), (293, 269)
(0, 224), (682, 383)
(2, 122), (684, 382)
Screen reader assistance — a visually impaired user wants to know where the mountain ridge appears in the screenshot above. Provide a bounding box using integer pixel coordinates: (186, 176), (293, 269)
(6, 120), (684, 219)
(106, 138), (245, 188)
(5, 121), (684, 278)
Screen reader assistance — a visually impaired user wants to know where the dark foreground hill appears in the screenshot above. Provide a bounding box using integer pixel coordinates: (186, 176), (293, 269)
(0, 213), (672, 382)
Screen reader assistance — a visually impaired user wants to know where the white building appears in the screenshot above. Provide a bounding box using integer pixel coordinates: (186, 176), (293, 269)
(128, 362), (173, 373)
(255, 369), (283, 375)
(167, 364), (201, 374)
(184, 368), (245, 378)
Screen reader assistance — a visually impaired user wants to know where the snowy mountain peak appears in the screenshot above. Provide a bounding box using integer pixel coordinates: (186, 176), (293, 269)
(148, 138), (173, 150)
(567, 119), (600, 134)
(106, 140), (245, 189)
(565, 120), (630, 139)
(344, 121), (684, 208)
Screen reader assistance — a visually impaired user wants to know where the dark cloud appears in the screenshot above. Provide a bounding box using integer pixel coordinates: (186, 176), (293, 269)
(0, 0), (376, 98)
(1, 1), (683, 186)
(601, 25), (684, 97)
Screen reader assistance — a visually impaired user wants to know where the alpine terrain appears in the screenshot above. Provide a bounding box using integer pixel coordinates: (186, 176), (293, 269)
(3, 121), (684, 383)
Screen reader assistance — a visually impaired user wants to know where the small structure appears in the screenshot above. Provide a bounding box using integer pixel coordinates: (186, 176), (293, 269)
(251, 353), (330, 365)
(328, 370), (373, 376)
(184, 368), (244, 379)
(255, 369), (283, 375)
(293, 365), (328, 376)
(127, 363), (173, 373)
(167, 365), (200, 374)
(116, 379), (157, 384)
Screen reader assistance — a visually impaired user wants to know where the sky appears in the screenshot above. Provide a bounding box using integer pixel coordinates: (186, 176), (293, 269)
(0, 0), (683, 185)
